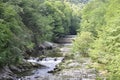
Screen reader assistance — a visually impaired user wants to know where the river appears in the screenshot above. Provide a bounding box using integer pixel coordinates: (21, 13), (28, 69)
(18, 57), (64, 80)
(18, 35), (99, 80)
(18, 35), (75, 80)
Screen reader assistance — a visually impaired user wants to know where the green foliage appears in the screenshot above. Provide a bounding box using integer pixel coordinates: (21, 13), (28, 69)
(73, 31), (94, 56)
(0, 0), (81, 66)
(73, 0), (120, 79)
(0, 2), (28, 66)
(20, 0), (80, 42)
(81, 0), (107, 37)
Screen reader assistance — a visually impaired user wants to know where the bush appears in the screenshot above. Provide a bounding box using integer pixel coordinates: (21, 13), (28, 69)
(72, 31), (94, 56)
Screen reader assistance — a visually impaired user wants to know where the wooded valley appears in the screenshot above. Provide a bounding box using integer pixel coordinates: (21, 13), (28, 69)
(0, 0), (120, 80)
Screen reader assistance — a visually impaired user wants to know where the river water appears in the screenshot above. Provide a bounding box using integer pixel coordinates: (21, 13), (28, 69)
(18, 57), (64, 80)
(18, 35), (78, 80)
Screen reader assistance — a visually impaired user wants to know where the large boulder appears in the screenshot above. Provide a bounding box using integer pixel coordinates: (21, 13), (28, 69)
(42, 41), (57, 50)
(43, 41), (53, 49)
(37, 41), (59, 51)
(38, 44), (46, 50)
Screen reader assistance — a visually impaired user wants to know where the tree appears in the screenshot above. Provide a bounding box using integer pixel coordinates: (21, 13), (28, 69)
(73, 0), (120, 79)
(0, 2), (30, 66)
(73, 31), (94, 56)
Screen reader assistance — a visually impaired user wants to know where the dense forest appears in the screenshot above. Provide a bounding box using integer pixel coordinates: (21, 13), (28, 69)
(73, 0), (120, 79)
(0, 0), (81, 66)
(0, 0), (120, 80)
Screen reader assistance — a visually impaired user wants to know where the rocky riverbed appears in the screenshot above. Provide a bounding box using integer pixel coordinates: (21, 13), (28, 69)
(0, 35), (104, 80)
(18, 57), (64, 80)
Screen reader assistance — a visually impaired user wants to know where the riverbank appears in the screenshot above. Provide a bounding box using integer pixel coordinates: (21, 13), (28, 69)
(0, 35), (104, 80)
(0, 41), (63, 80)
(0, 60), (42, 80)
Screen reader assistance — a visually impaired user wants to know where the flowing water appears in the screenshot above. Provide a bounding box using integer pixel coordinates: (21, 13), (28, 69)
(18, 35), (99, 80)
(18, 35), (75, 80)
(18, 57), (64, 80)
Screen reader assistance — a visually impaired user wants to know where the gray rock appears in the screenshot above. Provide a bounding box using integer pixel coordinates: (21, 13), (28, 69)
(0, 66), (17, 80)
(30, 62), (42, 68)
(68, 62), (80, 68)
(43, 41), (53, 49)
(88, 74), (96, 79)
(9, 65), (22, 73)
